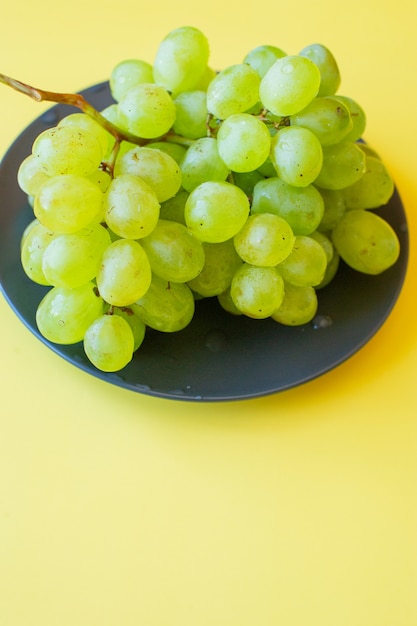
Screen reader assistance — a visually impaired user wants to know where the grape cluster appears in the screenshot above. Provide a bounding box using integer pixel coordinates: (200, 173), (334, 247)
(18, 26), (400, 372)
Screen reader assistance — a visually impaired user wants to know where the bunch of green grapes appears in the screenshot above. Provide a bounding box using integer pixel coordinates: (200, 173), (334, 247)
(17, 25), (400, 372)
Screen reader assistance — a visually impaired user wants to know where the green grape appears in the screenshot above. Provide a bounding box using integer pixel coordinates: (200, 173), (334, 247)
(118, 83), (176, 139)
(259, 55), (321, 116)
(243, 45), (287, 77)
(316, 187), (346, 231)
(112, 307), (146, 351)
(146, 141), (187, 164)
(217, 287), (243, 316)
(270, 125), (323, 187)
(184, 180), (250, 243)
(17, 154), (50, 196)
(58, 113), (111, 157)
(41, 223), (111, 289)
(309, 230), (334, 264)
(21, 220), (56, 285)
(342, 155), (394, 209)
(36, 282), (104, 344)
(153, 26), (210, 95)
(87, 168), (112, 193)
(104, 174), (160, 239)
(314, 141), (366, 189)
(34, 174), (104, 234)
(206, 63), (261, 119)
(187, 239), (243, 297)
(193, 65), (217, 91)
(114, 146), (182, 202)
(96, 239), (152, 306)
(277, 235), (328, 286)
(173, 90), (208, 139)
(132, 274), (195, 332)
(233, 213), (295, 266)
(316, 249), (340, 289)
(331, 95), (366, 142)
(179, 137), (230, 192)
(331, 209), (400, 275)
(110, 59), (154, 102)
(232, 170), (265, 197)
(140, 219), (205, 282)
(291, 96), (353, 146)
(83, 314), (134, 372)
(216, 113), (271, 173)
(271, 282), (318, 325)
(159, 189), (189, 224)
(31, 125), (104, 177)
(298, 43), (341, 96)
(230, 264), (285, 319)
(251, 177), (324, 236)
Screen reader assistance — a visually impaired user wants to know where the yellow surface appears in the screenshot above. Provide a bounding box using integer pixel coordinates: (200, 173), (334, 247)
(1, 2), (416, 624)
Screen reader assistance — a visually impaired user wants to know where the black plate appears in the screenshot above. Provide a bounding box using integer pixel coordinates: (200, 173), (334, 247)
(0, 82), (410, 401)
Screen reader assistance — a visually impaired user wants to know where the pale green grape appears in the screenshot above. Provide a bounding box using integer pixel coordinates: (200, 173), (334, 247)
(179, 137), (230, 192)
(230, 264), (285, 319)
(21, 221), (56, 285)
(342, 155), (394, 209)
(277, 235), (328, 286)
(314, 141), (366, 190)
(146, 141), (187, 164)
(159, 189), (189, 224)
(32, 125), (104, 177)
(193, 65), (217, 91)
(206, 63), (261, 119)
(271, 282), (318, 325)
(34, 174), (104, 234)
(331, 209), (400, 274)
(83, 314), (134, 372)
(118, 83), (176, 139)
(132, 274), (195, 332)
(184, 181), (250, 243)
(216, 113), (271, 173)
(299, 43), (341, 96)
(87, 168), (112, 193)
(234, 213), (295, 266)
(17, 154), (50, 196)
(58, 113), (111, 157)
(270, 125), (323, 187)
(309, 230), (334, 264)
(104, 174), (160, 239)
(110, 59), (154, 102)
(217, 287), (243, 316)
(96, 239), (152, 306)
(316, 249), (340, 289)
(291, 96), (353, 146)
(187, 239), (243, 297)
(36, 282), (104, 344)
(259, 55), (321, 116)
(112, 307), (146, 351)
(41, 223), (111, 289)
(173, 90), (208, 139)
(251, 177), (324, 235)
(243, 45), (287, 77)
(114, 146), (182, 202)
(331, 95), (366, 142)
(316, 187), (346, 231)
(140, 219), (205, 282)
(153, 26), (210, 95)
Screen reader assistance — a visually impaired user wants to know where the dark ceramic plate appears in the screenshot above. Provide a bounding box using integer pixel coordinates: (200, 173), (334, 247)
(0, 82), (409, 401)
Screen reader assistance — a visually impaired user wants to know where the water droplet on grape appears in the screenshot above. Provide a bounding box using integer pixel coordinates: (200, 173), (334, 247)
(311, 314), (333, 330)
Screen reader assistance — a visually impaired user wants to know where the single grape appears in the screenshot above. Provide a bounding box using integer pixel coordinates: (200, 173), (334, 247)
(314, 141), (366, 190)
(179, 137), (230, 192)
(331, 209), (400, 275)
(187, 239), (243, 297)
(230, 264), (285, 319)
(331, 95), (366, 142)
(316, 187), (346, 231)
(146, 141), (187, 165)
(270, 125), (323, 187)
(96, 239), (152, 306)
(104, 174), (160, 239)
(83, 314), (135, 372)
(114, 146), (182, 202)
(34, 174), (104, 233)
(243, 45), (287, 77)
(112, 307), (146, 351)
(132, 274), (195, 332)
(58, 113), (111, 157)
(216, 113), (271, 173)
(291, 96), (353, 146)
(342, 155), (394, 209)
(17, 154), (50, 196)
(21, 221), (56, 285)
(277, 235), (328, 286)
(184, 181), (250, 243)
(118, 83), (176, 139)
(259, 55), (321, 116)
(298, 43), (341, 96)
(172, 90), (208, 139)
(271, 282), (318, 325)
(36, 282), (104, 344)
(140, 219), (205, 283)
(217, 287), (243, 316)
(153, 26), (210, 95)
(110, 59), (154, 102)
(206, 63), (261, 119)
(233, 213), (295, 266)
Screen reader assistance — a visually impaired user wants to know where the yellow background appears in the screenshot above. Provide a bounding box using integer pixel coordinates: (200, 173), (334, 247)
(1, 1), (416, 624)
